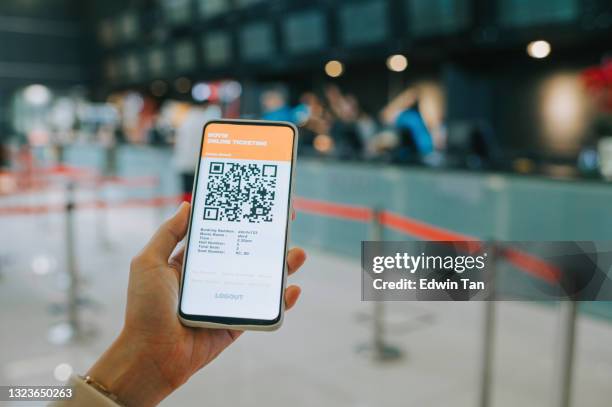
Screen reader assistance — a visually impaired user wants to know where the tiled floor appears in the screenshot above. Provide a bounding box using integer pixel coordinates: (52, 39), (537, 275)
(1, 190), (611, 406)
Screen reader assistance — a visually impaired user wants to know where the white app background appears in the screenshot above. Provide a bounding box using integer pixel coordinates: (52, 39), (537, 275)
(181, 156), (291, 320)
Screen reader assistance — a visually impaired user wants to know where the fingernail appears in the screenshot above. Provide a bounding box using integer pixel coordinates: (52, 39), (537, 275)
(175, 201), (188, 215)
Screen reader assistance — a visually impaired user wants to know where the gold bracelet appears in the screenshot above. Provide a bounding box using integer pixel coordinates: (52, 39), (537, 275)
(80, 375), (125, 406)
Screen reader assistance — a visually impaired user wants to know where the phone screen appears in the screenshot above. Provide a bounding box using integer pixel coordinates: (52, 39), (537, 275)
(180, 121), (296, 324)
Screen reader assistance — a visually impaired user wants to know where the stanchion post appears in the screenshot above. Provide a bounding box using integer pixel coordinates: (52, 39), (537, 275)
(98, 144), (117, 249)
(96, 178), (111, 250)
(65, 181), (80, 334)
(368, 208), (402, 362)
(154, 175), (165, 225)
(479, 240), (497, 407)
(554, 300), (577, 407)
(371, 209), (384, 357)
(48, 181), (94, 344)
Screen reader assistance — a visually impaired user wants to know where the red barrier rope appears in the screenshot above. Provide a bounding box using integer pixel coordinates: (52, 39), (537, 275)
(0, 203), (65, 216)
(0, 170), (159, 197)
(0, 190), (560, 284)
(33, 164), (98, 179)
(292, 196), (560, 283)
(0, 195), (183, 216)
(293, 197), (372, 222)
(498, 247), (561, 284)
(96, 175), (159, 188)
(378, 211), (475, 241)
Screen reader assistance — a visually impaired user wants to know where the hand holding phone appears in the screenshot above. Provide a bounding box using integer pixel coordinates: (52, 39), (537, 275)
(86, 202), (306, 406)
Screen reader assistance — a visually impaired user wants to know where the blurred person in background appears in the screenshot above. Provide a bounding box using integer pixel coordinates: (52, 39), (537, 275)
(0, 140), (15, 196)
(343, 93), (378, 158)
(260, 87), (309, 125)
(380, 87), (435, 162)
(0, 142), (9, 169)
(324, 85), (364, 159)
(296, 91), (332, 155)
(172, 101), (221, 201)
(381, 87), (435, 164)
(147, 113), (173, 147)
(261, 88), (292, 122)
(98, 124), (119, 177)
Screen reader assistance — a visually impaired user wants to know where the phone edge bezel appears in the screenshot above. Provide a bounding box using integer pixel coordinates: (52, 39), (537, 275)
(177, 118), (298, 330)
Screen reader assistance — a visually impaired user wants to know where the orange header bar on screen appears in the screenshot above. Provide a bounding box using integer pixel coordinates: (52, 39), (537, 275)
(202, 122), (294, 161)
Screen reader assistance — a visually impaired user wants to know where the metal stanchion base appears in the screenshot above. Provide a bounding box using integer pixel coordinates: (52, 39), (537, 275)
(356, 343), (403, 362)
(0, 254), (15, 281)
(48, 297), (100, 316)
(98, 238), (114, 252)
(355, 309), (434, 334)
(47, 322), (96, 345)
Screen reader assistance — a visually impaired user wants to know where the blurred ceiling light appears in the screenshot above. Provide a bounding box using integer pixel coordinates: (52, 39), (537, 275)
(386, 54), (408, 72)
(513, 158), (535, 174)
(23, 84), (52, 106)
(150, 80), (168, 97)
(527, 40), (551, 59)
(31, 255), (56, 275)
(219, 81), (242, 103)
(174, 77), (191, 93)
(191, 82), (212, 102)
(313, 134), (333, 153)
(54, 363), (73, 382)
(325, 60), (344, 78)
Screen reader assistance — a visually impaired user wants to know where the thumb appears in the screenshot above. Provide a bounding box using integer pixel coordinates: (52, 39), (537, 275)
(138, 202), (191, 266)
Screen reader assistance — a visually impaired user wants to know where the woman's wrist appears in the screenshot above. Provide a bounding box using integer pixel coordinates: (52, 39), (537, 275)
(86, 331), (174, 406)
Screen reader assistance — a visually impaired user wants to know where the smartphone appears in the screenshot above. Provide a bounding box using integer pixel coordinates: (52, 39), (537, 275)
(178, 119), (298, 331)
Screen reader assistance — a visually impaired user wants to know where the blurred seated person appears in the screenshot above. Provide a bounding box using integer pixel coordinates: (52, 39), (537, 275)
(446, 120), (501, 170)
(171, 101), (221, 201)
(0, 142), (9, 169)
(466, 121), (499, 169)
(381, 88), (435, 164)
(324, 85), (373, 159)
(296, 91), (332, 155)
(260, 88), (308, 125)
(345, 94), (378, 157)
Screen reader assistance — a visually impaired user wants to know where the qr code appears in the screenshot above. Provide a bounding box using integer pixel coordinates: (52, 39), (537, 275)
(203, 162), (277, 223)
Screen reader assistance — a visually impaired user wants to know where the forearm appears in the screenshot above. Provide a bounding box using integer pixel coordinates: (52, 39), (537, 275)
(86, 332), (174, 407)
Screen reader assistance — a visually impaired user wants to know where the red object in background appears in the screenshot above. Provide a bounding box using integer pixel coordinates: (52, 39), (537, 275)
(581, 60), (612, 112)
(139, 97), (158, 142)
(498, 247), (561, 284)
(293, 196), (372, 222)
(0, 190), (560, 284)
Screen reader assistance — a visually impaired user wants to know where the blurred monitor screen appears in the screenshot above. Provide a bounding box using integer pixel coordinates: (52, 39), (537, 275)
(235, 0), (264, 8)
(122, 53), (141, 82)
(98, 20), (115, 47)
(203, 31), (232, 67)
(239, 22), (275, 61)
(339, 0), (389, 47)
(499, 0), (578, 27)
(284, 10), (326, 54)
(119, 13), (138, 42)
(406, 0), (471, 36)
(148, 47), (167, 77)
(197, 0), (229, 18)
(104, 58), (120, 82)
(162, 0), (192, 25)
(173, 40), (197, 72)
